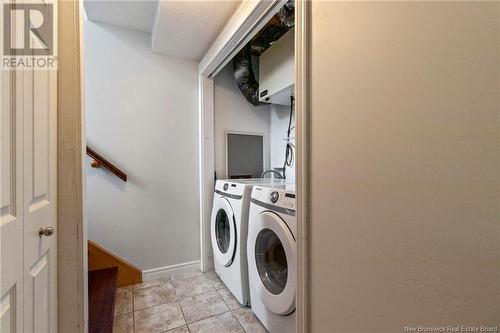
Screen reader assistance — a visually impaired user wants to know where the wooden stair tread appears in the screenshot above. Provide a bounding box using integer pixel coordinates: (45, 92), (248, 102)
(88, 267), (119, 333)
(88, 240), (142, 287)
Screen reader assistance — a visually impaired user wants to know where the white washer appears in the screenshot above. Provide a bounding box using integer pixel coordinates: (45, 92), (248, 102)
(211, 178), (287, 306)
(247, 184), (296, 333)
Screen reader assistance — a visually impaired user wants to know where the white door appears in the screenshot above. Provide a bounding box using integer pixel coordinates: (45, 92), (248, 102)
(0, 4), (58, 332)
(22, 63), (58, 333)
(211, 197), (236, 267)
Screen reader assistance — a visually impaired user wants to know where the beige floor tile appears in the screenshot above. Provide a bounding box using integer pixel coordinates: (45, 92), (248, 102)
(173, 274), (215, 299)
(204, 270), (225, 289)
(117, 285), (133, 293)
(133, 281), (177, 310)
(188, 312), (245, 333)
(114, 287), (133, 315)
(165, 326), (190, 333)
(179, 290), (229, 324)
(170, 269), (203, 283)
(133, 277), (170, 291)
(217, 287), (243, 310)
(232, 307), (267, 333)
(112, 313), (133, 333)
(134, 301), (186, 333)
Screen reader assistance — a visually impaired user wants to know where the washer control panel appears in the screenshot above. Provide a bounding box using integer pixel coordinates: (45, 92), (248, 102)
(215, 180), (246, 196)
(270, 191), (279, 203)
(282, 192), (296, 211)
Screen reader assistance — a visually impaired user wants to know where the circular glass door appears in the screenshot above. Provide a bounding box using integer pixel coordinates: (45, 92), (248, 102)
(255, 229), (288, 295)
(211, 197), (236, 267)
(215, 209), (231, 253)
(247, 211), (296, 315)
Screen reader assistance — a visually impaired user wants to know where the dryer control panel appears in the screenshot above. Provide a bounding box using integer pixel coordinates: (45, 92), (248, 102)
(251, 185), (296, 212)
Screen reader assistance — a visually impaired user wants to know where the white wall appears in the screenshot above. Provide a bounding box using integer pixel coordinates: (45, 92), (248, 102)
(84, 20), (200, 270)
(214, 63), (271, 179)
(270, 104), (295, 182)
(214, 63), (296, 181)
(308, 2), (500, 332)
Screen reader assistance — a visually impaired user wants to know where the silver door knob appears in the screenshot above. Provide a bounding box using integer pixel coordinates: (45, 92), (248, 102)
(39, 227), (54, 237)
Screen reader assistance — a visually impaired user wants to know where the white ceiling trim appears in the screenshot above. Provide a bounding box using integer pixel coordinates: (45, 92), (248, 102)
(199, 0), (286, 77)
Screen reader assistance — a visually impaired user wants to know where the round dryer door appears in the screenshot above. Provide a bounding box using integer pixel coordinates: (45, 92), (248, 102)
(248, 211), (296, 315)
(211, 197), (236, 267)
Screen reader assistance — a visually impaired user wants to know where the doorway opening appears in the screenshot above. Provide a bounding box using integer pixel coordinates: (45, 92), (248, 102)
(199, 1), (307, 331)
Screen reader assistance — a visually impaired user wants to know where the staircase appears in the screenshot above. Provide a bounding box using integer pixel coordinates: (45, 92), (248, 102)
(88, 240), (142, 287)
(85, 148), (141, 331)
(88, 267), (118, 333)
(87, 240), (142, 332)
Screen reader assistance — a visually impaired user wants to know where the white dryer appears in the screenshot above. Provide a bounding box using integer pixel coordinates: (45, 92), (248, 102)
(247, 184), (296, 333)
(211, 178), (286, 306)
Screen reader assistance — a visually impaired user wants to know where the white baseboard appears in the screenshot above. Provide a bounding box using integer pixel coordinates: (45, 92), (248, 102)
(142, 260), (201, 281)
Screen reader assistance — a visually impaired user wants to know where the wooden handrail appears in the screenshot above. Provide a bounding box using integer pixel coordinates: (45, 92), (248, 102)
(86, 146), (127, 182)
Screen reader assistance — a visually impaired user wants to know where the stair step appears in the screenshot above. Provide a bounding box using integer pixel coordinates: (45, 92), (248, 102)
(88, 240), (142, 287)
(89, 267), (119, 333)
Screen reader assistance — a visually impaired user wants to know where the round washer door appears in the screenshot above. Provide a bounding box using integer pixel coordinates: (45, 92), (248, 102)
(248, 211), (296, 315)
(211, 197), (236, 267)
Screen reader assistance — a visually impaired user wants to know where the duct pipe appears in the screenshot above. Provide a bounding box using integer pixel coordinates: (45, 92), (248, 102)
(232, 0), (295, 106)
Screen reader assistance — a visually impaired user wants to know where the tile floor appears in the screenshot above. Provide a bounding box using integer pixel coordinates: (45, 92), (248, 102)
(113, 270), (268, 333)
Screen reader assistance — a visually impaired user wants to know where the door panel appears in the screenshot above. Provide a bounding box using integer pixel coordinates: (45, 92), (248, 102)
(1, 70), (12, 211)
(0, 67), (24, 333)
(32, 70), (50, 200)
(29, 252), (50, 333)
(24, 69), (52, 211)
(0, 287), (17, 332)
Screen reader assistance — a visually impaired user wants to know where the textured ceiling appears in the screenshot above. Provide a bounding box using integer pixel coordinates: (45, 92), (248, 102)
(151, 1), (241, 61)
(84, 0), (241, 61)
(84, 0), (158, 33)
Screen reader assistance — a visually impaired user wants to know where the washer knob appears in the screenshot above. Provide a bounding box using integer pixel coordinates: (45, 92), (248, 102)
(223, 183), (229, 191)
(270, 191), (279, 203)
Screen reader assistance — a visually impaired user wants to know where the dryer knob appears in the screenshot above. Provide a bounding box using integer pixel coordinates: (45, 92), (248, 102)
(223, 183), (229, 191)
(270, 191), (279, 203)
